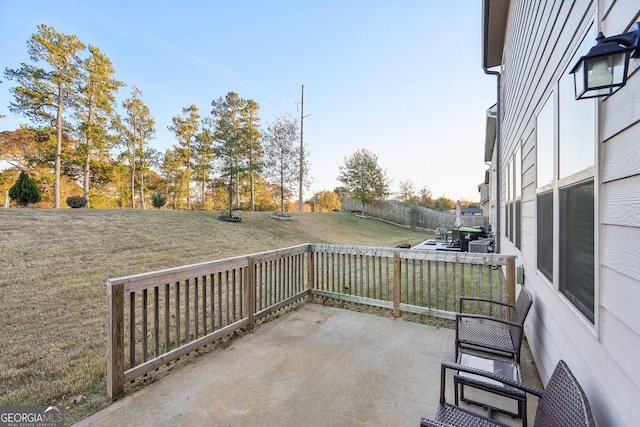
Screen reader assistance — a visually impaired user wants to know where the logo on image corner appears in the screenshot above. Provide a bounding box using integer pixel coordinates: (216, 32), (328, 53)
(0, 405), (64, 427)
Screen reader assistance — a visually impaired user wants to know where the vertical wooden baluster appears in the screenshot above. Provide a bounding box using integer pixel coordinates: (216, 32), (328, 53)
(225, 270), (230, 325)
(217, 272), (222, 329)
(175, 282), (180, 347)
(154, 286), (159, 357)
(164, 283), (170, 353)
(435, 261), (440, 310)
(194, 277), (199, 339)
(130, 292), (136, 366)
(142, 289), (148, 362)
(202, 275), (207, 335)
(427, 260), (432, 309)
(185, 279), (190, 342)
(236, 268), (245, 320)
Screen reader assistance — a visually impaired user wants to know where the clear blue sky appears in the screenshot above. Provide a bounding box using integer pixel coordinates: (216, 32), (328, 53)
(0, 0), (496, 202)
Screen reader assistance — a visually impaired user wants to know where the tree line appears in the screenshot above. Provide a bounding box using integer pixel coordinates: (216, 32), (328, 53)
(335, 148), (467, 214)
(1, 25), (469, 214)
(0, 24), (334, 212)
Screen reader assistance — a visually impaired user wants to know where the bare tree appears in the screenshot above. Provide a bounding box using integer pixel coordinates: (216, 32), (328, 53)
(263, 114), (300, 215)
(398, 179), (416, 203)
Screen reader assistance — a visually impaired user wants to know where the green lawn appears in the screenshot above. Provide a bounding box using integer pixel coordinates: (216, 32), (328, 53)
(0, 209), (430, 424)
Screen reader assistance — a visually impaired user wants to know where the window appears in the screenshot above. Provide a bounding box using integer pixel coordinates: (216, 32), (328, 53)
(536, 190), (553, 281)
(559, 64), (595, 179)
(537, 96), (554, 189)
(559, 179), (594, 323)
(533, 25), (596, 324)
(505, 160), (511, 240)
(536, 96), (554, 282)
(515, 146), (522, 250)
(556, 30), (596, 322)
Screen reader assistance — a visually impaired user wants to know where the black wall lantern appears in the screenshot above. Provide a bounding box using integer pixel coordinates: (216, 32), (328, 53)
(570, 22), (640, 100)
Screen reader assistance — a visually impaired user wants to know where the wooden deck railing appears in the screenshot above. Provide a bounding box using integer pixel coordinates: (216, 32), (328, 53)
(310, 244), (515, 319)
(107, 243), (515, 398)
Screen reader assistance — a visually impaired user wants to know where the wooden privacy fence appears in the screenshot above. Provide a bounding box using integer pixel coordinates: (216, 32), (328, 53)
(107, 243), (515, 398)
(340, 197), (490, 230)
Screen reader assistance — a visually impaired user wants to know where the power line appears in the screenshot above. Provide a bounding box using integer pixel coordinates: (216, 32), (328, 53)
(47, 0), (297, 107)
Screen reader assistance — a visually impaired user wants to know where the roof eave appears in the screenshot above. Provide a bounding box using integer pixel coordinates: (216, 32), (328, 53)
(482, 0), (510, 69)
(484, 103), (498, 163)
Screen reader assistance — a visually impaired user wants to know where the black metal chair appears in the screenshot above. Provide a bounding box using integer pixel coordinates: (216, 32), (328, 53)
(455, 287), (533, 363)
(420, 359), (596, 427)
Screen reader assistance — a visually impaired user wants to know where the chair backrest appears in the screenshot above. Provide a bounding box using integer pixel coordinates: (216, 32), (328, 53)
(508, 287), (533, 359)
(435, 228), (447, 240)
(534, 360), (596, 427)
(512, 287), (533, 325)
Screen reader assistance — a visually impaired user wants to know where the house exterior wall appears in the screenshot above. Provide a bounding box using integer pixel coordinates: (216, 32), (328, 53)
(493, 0), (640, 425)
(478, 181), (491, 219)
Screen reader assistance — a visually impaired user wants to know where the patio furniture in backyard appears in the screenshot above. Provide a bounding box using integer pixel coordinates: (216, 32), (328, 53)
(454, 351), (527, 424)
(419, 359), (596, 427)
(455, 287), (533, 363)
(449, 229), (461, 248)
(436, 227), (449, 242)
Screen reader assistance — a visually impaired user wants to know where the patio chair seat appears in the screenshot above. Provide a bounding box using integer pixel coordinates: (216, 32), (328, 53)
(457, 320), (515, 355)
(422, 403), (511, 427)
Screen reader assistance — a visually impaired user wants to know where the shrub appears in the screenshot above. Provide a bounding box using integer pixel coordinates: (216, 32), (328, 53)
(9, 171), (41, 206)
(151, 193), (168, 209)
(66, 195), (87, 208)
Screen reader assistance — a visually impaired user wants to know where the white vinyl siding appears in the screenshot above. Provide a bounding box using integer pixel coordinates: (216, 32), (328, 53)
(495, 0), (640, 424)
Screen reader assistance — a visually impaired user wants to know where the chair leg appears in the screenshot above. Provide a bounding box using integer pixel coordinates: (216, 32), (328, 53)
(439, 363), (447, 404)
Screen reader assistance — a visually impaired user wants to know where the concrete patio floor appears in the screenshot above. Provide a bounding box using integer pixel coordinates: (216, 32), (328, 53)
(75, 303), (542, 426)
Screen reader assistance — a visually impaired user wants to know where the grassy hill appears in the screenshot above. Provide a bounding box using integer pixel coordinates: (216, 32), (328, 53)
(0, 209), (430, 423)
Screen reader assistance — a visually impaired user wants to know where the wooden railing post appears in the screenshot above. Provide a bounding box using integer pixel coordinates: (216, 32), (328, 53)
(393, 252), (401, 318)
(307, 246), (315, 302)
(506, 257), (516, 320)
(244, 257), (255, 330)
(107, 281), (125, 399)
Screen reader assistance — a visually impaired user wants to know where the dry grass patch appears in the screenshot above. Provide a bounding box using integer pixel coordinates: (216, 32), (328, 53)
(0, 209), (430, 424)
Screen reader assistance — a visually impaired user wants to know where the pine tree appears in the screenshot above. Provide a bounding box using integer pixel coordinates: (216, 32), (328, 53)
(168, 105), (200, 208)
(76, 45), (123, 208)
(211, 92), (249, 216)
(9, 170), (41, 206)
(114, 87), (155, 209)
(4, 24), (85, 208)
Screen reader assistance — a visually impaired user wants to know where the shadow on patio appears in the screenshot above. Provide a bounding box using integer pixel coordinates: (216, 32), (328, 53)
(76, 303), (541, 426)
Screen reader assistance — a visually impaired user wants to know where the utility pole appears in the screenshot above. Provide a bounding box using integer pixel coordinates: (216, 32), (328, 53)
(298, 84), (310, 213)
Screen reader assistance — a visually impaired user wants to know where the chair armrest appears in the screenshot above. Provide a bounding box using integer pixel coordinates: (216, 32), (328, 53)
(459, 296), (515, 313)
(441, 360), (543, 398)
(456, 313), (523, 329)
